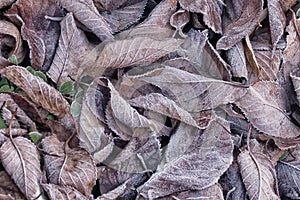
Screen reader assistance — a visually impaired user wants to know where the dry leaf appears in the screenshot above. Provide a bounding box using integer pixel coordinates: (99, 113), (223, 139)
(235, 81), (300, 138)
(170, 9), (190, 37)
(268, 0), (286, 51)
(80, 36), (183, 79)
(0, 66), (70, 118)
(57, 0), (113, 41)
(101, 1), (147, 33)
(42, 184), (89, 200)
(93, 0), (129, 12)
(47, 13), (96, 87)
(42, 135), (97, 196)
(0, 20), (25, 64)
(238, 140), (279, 200)
(137, 119), (234, 199)
(0, 0), (15, 9)
(179, 0), (223, 33)
(216, 0), (263, 50)
(5, 0), (61, 70)
(291, 69), (300, 105)
(0, 171), (25, 200)
(0, 137), (43, 199)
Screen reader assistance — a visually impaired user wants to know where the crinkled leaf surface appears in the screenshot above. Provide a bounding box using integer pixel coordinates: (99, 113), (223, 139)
(137, 119), (234, 199)
(47, 13), (95, 87)
(235, 81), (300, 138)
(0, 137), (43, 199)
(0, 66), (70, 118)
(42, 135), (97, 196)
(42, 184), (89, 200)
(0, 168), (26, 199)
(57, 0), (113, 41)
(5, 0), (61, 70)
(238, 140), (279, 200)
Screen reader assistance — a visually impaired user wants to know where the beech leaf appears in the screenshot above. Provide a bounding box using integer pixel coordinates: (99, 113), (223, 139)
(0, 66), (70, 118)
(57, 0), (113, 41)
(235, 81), (300, 138)
(0, 137), (43, 199)
(137, 119), (234, 199)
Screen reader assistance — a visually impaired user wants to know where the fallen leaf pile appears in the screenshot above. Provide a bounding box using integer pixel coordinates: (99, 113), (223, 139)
(0, 0), (300, 199)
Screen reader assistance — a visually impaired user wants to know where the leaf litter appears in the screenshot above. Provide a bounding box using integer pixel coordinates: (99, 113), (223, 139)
(0, 0), (300, 199)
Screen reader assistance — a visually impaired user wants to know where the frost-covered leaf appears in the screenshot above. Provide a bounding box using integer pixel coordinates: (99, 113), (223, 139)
(0, 20), (25, 64)
(170, 9), (190, 37)
(42, 184), (89, 200)
(93, 0), (129, 12)
(47, 13), (95, 87)
(179, 0), (223, 33)
(80, 36), (183, 79)
(238, 140), (279, 200)
(137, 119), (234, 199)
(0, 137), (43, 199)
(291, 69), (300, 105)
(102, 1), (147, 33)
(57, 0), (113, 41)
(126, 66), (247, 128)
(42, 135), (97, 196)
(268, 0), (286, 51)
(0, 66), (70, 118)
(5, 0), (61, 70)
(235, 81), (300, 138)
(0, 171), (25, 200)
(216, 0), (263, 50)
(0, 0), (14, 9)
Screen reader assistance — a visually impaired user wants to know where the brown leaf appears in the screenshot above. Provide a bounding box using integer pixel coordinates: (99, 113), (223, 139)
(5, 0), (61, 71)
(179, 0), (223, 33)
(170, 9), (190, 37)
(129, 93), (199, 128)
(238, 140), (279, 200)
(137, 119), (234, 199)
(126, 66), (247, 128)
(290, 68), (300, 105)
(93, 0), (129, 12)
(216, 0), (263, 50)
(80, 36), (183, 79)
(42, 135), (97, 196)
(0, 0), (14, 9)
(268, 0), (286, 51)
(0, 171), (25, 200)
(42, 184), (89, 200)
(0, 66), (70, 118)
(47, 13), (96, 87)
(0, 137), (43, 199)
(57, 0), (113, 41)
(0, 20), (26, 64)
(235, 81), (300, 138)
(101, 0), (147, 33)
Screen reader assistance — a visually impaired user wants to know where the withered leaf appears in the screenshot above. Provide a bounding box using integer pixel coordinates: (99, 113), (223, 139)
(179, 0), (223, 33)
(0, 20), (25, 64)
(80, 36), (183, 79)
(57, 0), (113, 41)
(0, 66), (70, 118)
(291, 69), (300, 105)
(170, 9), (190, 37)
(0, 171), (25, 200)
(42, 135), (97, 196)
(238, 140), (279, 200)
(93, 0), (129, 12)
(268, 0), (286, 51)
(126, 66), (247, 128)
(235, 81), (300, 138)
(216, 0), (263, 50)
(47, 13), (96, 87)
(5, 0), (61, 70)
(129, 93), (199, 128)
(137, 119), (234, 199)
(0, 0), (15, 9)
(101, 0), (147, 33)
(42, 184), (89, 200)
(0, 137), (43, 199)
(276, 161), (300, 199)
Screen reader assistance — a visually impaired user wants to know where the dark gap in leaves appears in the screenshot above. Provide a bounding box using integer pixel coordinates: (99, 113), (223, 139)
(92, 180), (101, 198)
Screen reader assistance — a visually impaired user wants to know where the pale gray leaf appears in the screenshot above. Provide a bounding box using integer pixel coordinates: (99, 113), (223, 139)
(291, 69), (300, 105)
(42, 184), (89, 200)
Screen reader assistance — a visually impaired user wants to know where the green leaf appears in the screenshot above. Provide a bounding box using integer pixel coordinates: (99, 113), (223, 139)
(29, 131), (43, 144)
(26, 66), (36, 75)
(75, 87), (84, 103)
(0, 77), (9, 87)
(34, 71), (47, 82)
(0, 115), (7, 128)
(59, 81), (75, 95)
(279, 151), (289, 161)
(71, 101), (81, 117)
(46, 114), (55, 120)
(8, 55), (18, 64)
(0, 85), (14, 93)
